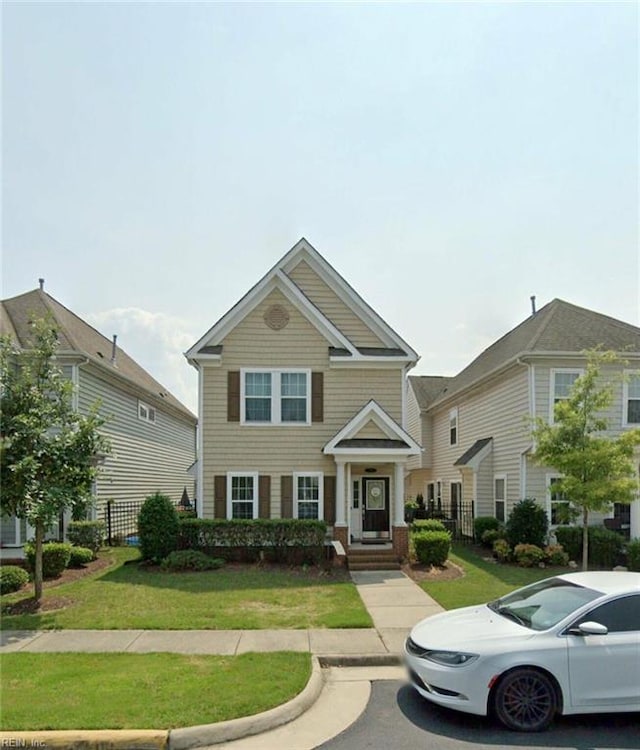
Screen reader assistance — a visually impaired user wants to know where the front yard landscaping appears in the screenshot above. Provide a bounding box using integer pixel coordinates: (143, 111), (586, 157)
(0, 651), (311, 730)
(417, 543), (567, 610)
(1, 546), (372, 630)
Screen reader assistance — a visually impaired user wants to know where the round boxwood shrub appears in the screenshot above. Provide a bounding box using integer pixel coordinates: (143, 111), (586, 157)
(481, 528), (505, 547)
(506, 499), (548, 549)
(138, 492), (179, 564)
(24, 542), (72, 579)
(0, 565), (29, 595)
(68, 546), (94, 568)
(474, 516), (500, 544)
(412, 530), (451, 567)
(161, 550), (225, 572)
(67, 520), (104, 556)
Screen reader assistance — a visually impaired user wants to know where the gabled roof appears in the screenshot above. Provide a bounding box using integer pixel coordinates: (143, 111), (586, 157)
(1, 288), (196, 422)
(323, 400), (422, 455)
(428, 298), (640, 409)
(454, 437), (493, 469)
(408, 375), (451, 410)
(186, 238), (418, 364)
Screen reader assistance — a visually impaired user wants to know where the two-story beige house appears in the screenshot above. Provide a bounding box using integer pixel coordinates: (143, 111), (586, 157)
(406, 298), (640, 540)
(186, 238), (421, 560)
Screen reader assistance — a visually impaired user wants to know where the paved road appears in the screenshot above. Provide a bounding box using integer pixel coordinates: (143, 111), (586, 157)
(317, 680), (639, 750)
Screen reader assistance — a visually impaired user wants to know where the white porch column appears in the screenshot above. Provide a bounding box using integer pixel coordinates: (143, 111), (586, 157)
(335, 460), (347, 526)
(394, 461), (406, 527)
(630, 498), (640, 540)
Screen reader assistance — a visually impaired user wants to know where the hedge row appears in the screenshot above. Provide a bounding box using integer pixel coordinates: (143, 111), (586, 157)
(554, 526), (624, 568)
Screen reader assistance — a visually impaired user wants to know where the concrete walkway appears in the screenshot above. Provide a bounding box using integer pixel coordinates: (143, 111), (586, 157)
(1, 570), (443, 657)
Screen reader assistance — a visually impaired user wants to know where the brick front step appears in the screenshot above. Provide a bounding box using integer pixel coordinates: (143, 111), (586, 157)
(347, 548), (401, 570)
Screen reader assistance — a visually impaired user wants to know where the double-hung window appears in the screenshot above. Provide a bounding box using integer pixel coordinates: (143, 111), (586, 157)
(242, 369), (310, 425)
(550, 369), (581, 420)
(227, 473), (258, 519)
(294, 473), (323, 520)
(138, 400), (156, 424)
(548, 475), (570, 526)
(449, 408), (458, 446)
(624, 372), (640, 425)
(494, 475), (506, 523)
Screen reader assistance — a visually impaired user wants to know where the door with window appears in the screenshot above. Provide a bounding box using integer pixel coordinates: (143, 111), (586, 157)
(362, 477), (390, 538)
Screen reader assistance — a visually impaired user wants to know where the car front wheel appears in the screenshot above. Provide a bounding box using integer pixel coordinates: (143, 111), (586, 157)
(494, 668), (557, 732)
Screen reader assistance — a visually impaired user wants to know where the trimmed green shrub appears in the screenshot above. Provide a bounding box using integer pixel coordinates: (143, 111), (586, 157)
(474, 516), (500, 543)
(626, 538), (640, 572)
(492, 538), (512, 563)
(555, 526), (624, 567)
(506, 499), (548, 548)
(24, 542), (72, 579)
(177, 518), (327, 564)
(544, 544), (569, 566)
(67, 521), (104, 556)
(553, 526), (582, 561)
(481, 528), (505, 547)
(514, 543), (546, 568)
(161, 550), (225, 572)
(412, 530), (451, 567)
(68, 546), (94, 567)
(412, 519), (446, 532)
(589, 527), (623, 568)
(138, 493), (180, 564)
(0, 565), (29, 595)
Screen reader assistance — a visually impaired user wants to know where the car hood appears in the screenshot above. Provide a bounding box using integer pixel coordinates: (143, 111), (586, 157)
(410, 604), (533, 650)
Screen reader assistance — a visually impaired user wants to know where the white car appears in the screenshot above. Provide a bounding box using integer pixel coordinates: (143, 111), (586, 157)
(405, 571), (640, 731)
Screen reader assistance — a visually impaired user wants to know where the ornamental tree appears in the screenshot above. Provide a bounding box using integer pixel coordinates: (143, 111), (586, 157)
(532, 352), (640, 570)
(0, 318), (109, 601)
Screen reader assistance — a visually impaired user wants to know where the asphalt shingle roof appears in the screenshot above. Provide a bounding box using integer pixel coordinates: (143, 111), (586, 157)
(1, 288), (196, 422)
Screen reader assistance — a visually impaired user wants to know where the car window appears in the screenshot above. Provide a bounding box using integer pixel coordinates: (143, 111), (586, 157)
(574, 594), (640, 633)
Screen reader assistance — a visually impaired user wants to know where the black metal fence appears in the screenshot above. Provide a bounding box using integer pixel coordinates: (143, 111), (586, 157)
(102, 496), (194, 546)
(407, 500), (476, 543)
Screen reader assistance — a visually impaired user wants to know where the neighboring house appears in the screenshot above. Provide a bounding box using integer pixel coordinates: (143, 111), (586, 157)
(0, 283), (197, 556)
(406, 298), (640, 540)
(186, 238), (421, 559)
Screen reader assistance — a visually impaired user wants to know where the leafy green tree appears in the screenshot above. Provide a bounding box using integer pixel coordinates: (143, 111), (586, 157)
(0, 318), (109, 601)
(532, 353), (640, 570)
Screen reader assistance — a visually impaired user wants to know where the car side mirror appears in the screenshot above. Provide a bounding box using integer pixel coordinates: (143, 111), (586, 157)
(570, 621), (609, 636)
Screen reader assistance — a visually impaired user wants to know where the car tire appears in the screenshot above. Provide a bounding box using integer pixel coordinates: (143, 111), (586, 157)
(494, 668), (557, 732)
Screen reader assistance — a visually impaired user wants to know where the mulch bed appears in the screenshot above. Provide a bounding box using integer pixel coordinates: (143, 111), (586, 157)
(401, 558), (465, 583)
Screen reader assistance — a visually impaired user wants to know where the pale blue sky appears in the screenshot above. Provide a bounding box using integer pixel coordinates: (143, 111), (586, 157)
(2, 2), (638, 412)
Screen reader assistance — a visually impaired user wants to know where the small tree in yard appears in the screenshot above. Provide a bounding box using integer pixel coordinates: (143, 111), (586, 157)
(0, 319), (109, 602)
(532, 353), (640, 570)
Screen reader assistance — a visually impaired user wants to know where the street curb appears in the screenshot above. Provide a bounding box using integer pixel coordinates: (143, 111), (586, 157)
(168, 655), (324, 749)
(0, 729), (168, 749)
(319, 653), (403, 667)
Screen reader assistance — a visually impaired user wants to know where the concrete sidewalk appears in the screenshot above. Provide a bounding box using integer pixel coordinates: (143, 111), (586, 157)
(1, 570), (443, 657)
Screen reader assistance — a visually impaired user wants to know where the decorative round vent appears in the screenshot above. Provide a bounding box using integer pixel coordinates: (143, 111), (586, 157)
(264, 304), (290, 330)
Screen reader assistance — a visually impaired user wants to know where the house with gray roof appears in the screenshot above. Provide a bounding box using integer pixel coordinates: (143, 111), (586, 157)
(1, 283), (197, 554)
(406, 298), (640, 540)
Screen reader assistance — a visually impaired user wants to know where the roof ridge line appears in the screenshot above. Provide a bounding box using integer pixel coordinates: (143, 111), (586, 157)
(525, 299), (558, 350)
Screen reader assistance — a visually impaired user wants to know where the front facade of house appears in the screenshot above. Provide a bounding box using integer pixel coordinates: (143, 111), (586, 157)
(406, 299), (640, 540)
(0, 286), (197, 555)
(186, 239), (420, 557)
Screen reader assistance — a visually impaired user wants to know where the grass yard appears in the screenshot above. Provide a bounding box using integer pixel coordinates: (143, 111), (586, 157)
(1, 651), (310, 730)
(422, 544), (566, 610)
(1, 547), (372, 630)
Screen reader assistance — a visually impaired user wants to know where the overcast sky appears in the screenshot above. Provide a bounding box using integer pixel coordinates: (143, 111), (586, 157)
(2, 2), (638, 414)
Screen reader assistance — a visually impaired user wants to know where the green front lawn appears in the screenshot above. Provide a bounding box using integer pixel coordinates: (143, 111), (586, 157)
(1, 651), (310, 730)
(1, 547), (372, 630)
(422, 544), (566, 610)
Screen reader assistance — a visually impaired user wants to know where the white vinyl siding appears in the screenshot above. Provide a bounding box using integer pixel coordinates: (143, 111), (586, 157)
(78, 367), (196, 514)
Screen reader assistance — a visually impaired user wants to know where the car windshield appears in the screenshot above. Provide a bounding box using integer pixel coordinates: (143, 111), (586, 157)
(487, 578), (602, 631)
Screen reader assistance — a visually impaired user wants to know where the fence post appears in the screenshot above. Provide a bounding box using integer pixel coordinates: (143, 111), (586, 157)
(107, 500), (113, 546)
